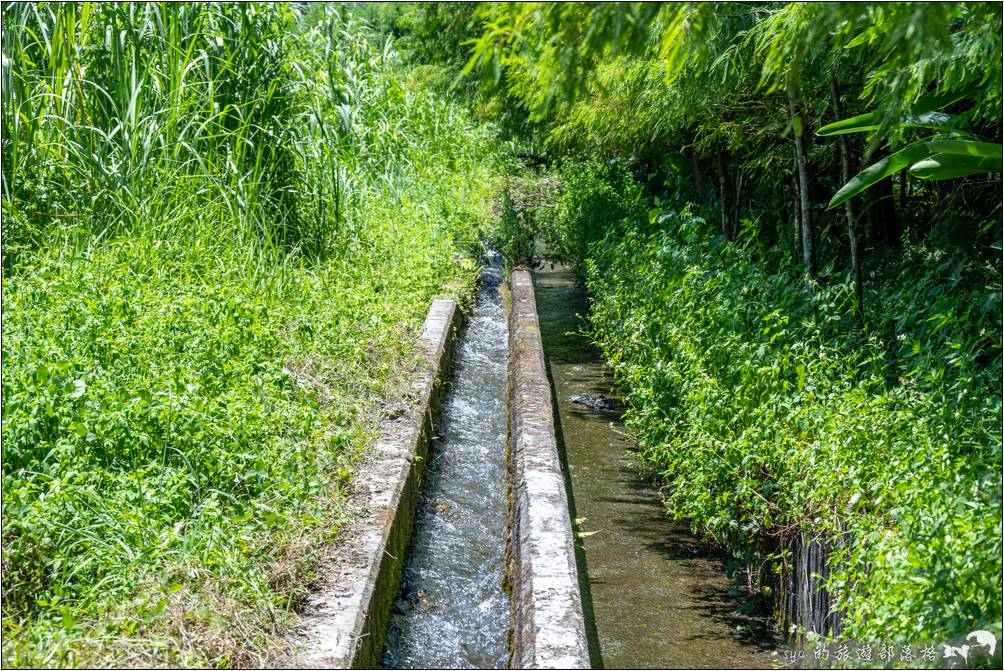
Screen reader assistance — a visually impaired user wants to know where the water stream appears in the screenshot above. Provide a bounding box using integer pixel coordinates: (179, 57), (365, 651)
(380, 255), (775, 669)
(533, 262), (776, 669)
(380, 253), (510, 669)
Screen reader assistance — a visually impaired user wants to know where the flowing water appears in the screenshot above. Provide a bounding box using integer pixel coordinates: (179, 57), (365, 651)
(381, 253), (510, 669)
(533, 263), (776, 670)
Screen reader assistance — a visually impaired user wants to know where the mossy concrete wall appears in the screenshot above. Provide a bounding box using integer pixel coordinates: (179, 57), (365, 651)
(507, 268), (590, 669)
(297, 298), (460, 668)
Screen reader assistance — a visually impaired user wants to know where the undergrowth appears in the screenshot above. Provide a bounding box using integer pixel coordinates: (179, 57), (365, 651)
(528, 162), (1002, 648)
(2, 4), (498, 666)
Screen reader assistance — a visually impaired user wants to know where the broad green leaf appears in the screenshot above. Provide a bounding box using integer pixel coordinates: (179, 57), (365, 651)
(909, 154), (1001, 180)
(924, 140), (1003, 160)
(829, 138), (1001, 207)
(817, 112), (879, 136)
(817, 111), (957, 137)
(912, 86), (986, 115)
(827, 141), (931, 209)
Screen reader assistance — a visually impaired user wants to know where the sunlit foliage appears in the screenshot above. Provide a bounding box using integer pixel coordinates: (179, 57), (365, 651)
(449, 1), (1003, 648)
(2, 4), (499, 665)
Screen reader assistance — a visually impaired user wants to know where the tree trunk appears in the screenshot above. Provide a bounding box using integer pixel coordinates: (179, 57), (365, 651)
(788, 77), (815, 282)
(830, 72), (864, 328)
(716, 150), (733, 241)
(792, 173), (802, 255)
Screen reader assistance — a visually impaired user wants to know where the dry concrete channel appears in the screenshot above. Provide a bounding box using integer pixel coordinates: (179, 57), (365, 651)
(298, 255), (776, 669)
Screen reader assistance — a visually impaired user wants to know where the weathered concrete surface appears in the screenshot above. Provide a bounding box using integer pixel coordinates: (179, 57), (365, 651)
(296, 299), (460, 669)
(507, 268), (590, 670)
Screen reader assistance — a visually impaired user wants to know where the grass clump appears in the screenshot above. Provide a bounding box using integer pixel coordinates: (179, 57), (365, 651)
(2, 3), (499, 666)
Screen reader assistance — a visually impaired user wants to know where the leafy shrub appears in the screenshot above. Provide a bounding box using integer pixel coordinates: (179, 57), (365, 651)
(548, 164), (1002, 645)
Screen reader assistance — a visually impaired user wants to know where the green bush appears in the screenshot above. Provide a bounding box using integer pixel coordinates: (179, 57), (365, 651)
(549, 165), (1001, 645)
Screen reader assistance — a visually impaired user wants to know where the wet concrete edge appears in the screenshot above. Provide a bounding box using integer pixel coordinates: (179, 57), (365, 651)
(296, 298), (461, 668)
(507, 268), (590, 669)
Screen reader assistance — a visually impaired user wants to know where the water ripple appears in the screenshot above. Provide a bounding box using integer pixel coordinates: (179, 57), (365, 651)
(381, 254), (510, 669)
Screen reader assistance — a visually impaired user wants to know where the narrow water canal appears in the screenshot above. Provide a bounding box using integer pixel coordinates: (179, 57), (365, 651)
(533, 263), (776, 669)
(381, 253), (510, 669)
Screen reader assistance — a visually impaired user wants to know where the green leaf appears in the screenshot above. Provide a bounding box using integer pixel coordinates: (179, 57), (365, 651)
(912, 86), (986, 115)
(817, 112), (878, 136)
(827, 141), (931, 209)
(924, 140), (1003, 160)
(829, 138), (1002, 207)
(817, 111), (957, 137)
(909, 154), (1001, 180)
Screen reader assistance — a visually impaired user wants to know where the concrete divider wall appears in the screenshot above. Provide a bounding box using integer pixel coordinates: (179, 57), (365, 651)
(298, 298), (460, 669)
(507, 268), (590, 670)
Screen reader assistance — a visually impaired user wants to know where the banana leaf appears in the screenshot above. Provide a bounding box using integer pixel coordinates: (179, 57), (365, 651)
(817, 111), (957, 136)
(828, 139), (1002, 208)
(924, 139), (1003, 160)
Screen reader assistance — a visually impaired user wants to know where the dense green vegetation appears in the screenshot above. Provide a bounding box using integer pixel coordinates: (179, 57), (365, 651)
(562, 163), (999, 645)
(374, 0), (1003, 651)
(3, 1), (1002, 666)
(2, 4), (498, 665)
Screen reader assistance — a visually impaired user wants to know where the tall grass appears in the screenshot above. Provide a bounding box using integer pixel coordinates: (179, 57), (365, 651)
(3, 3), (305, 259)
(2, 3), (500, 666)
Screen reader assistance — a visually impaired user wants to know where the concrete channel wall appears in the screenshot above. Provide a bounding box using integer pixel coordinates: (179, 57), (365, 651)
(507, 269), (590, 670)
(297, 299), (460, 669)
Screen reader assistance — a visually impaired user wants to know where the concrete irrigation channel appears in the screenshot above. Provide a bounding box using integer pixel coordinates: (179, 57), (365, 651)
(506, 268), (590, 669)
(296, 294), (462, 668)
(532, 262), (776, 669)
(299, 258), (771, 669)
(295, 257), (590, 669)
(380, 253), (511, 668)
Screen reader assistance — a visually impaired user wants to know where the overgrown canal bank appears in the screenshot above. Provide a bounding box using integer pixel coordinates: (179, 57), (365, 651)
(381, 253), (510, 668)
(532, 263), (777, 669)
